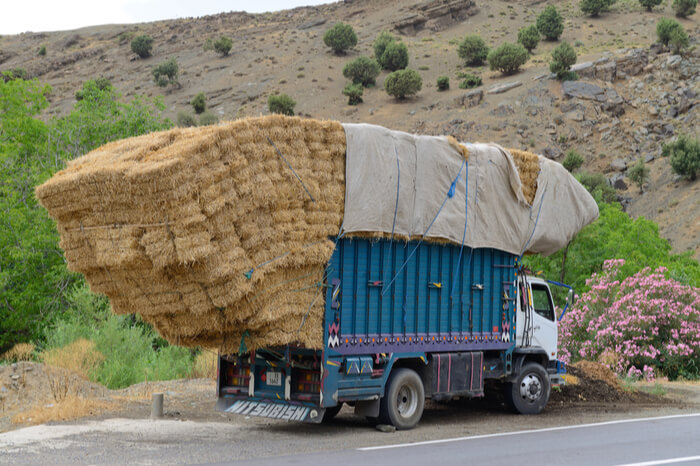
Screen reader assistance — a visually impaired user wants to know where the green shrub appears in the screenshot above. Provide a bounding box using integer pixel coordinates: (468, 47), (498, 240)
(38, 45), (46, 56)
(580, 0), (615, 16)
(537, 5), (564, 40)
(669, 27), (689, 54)
(342, 56), (381, 87)
(550, 42), (577, 79)
(656, 18), (683, 46)
(577, 171), (617, 203)
(2, 68), (28, 81)
(563, 149), (584, 172)
(199, 111), (219, 126)
(384, 69), (422, 99)
(436, 76), (450, 91)
(458, 74), (482, 88)
(191, 93), (206, 114)
(131, 35), (153, 58)
(118, 31), (136, 45)
(628, 158), (650, 193)
(380, 41), (409, 71)
(343, 83), (363, 105)
(214, 36), (233, 56)
(75, 78), (112, 101)
(323, 22), (357, 54)
(488, 42), (529, 75)
(373, 30), (396, 64)
(639, 0), (663, 11)
(203, 38), (214, 51)
(268, 94), (296, 116)
(673, 0), (697, 17)
(177, 111), (197, 127)
(457, 35), (489, 66)
(152, 58), (179, 87)
(517, 25), (540, 53)
(662, 134), (700, 181)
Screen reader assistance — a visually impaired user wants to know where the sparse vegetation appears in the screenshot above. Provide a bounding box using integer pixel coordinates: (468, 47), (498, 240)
(384, 69), (422, 99)
(342, 56), (381, 87)
(672, 0), (697, 17)
(669, 27), (689, 54)
(628, 158), (650, 193)
(488, 43), (529, 75)
(550, 42), (577, 79)
(323, 22), (357, 54)
(152, 58), (179, 87)
(38, 45), (46, 56)
(118, 31), (136, 45)
(199, 111), (219, 126)
(457, 35), (489, 66)
(580, 0), (616, 17)
(268, 93), (296, 116)
(656, 18), (684, 46)
(130, 35), (153, 58)
(191, 93), (206, 114)
(177, 111), (197, 127)
(662, 134), (700, 181)
(459, 74), (482, 89)
(639, 0), (663, 11)
(436, 76), (450, 91)
(563, 149), (584, 172)
(517, 25), (540, 53)
(381, 41), (409, 71)
(537, 5), (564, 41)
(213, 36), (233, 56)
(343, 83), (363, 105)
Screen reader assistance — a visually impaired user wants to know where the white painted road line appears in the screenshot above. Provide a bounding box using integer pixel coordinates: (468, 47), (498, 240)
(615, 456), (700, 466)
(357, 413), (700, 451)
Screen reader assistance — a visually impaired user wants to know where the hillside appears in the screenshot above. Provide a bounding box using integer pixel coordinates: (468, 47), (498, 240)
(0, 0), (698, 257)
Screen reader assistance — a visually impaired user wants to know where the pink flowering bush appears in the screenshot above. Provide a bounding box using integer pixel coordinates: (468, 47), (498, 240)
(559, 259), (700, 380)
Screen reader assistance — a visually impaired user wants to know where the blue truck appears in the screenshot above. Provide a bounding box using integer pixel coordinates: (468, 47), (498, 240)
(217, 236), (570, 429)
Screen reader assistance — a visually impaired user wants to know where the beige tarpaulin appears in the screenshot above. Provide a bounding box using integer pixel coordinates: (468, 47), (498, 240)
(342, 123), (599, 256)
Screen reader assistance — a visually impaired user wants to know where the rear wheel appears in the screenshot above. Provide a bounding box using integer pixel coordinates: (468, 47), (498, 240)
(322, 403), (343, 423)
(378, 368), (424, 430)
(505, 362), (550, 415)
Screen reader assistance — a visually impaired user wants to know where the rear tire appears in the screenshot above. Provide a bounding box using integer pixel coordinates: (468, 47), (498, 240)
(378, 368), (424, 430)
(322, 403), (343, 423)
(505, 362), (550, 415)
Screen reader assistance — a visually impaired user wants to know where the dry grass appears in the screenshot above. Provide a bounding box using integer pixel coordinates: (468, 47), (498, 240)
(191, 350), (217, 380)
(40, 339), (105, 380)
(11, 396), (117, 426)
(1, 343), (35, 362)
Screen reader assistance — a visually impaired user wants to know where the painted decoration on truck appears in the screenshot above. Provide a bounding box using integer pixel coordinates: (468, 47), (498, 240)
(328, 321), (340, 348)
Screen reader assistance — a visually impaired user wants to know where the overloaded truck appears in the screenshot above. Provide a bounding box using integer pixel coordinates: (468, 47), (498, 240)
(36, 116), (598, 430)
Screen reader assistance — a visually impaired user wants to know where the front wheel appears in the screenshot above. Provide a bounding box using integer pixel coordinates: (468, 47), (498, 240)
(505, 362), (550, 415)
(379, 368), (425, 430)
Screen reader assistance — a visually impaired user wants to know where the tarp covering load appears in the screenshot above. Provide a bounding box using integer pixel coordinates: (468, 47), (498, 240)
(36, 115), (598, 352)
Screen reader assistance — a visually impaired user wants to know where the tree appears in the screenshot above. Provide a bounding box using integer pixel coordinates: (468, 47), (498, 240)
(213, 36), (233, 57)
(536, 5), (564, 41)
(459, 74), (482, 89)
(457, 35), (489, 66)
(673, 0), (697, 17)
(488, 43), (529, 75)
(342, 56), (381, 87)
(191, 93), (206, 114)
(131, 35), (153, 58)
(580, 0), (615, 16)
(563, 149), (584, 172)
(662, 134), (700, 181)
(517, 25), (540, 53)
(343, 83), (363, 105)
(373, 31), (396, 64)
(380, 41), (409, 71)
(323, 22), (357, 54)
(550, 42), (577, 79)
(628, 158), (650, 193)
(384, 69), (422, 99)
(656, 18), (683, 46)
(669, 27), (689, 54)
(436, 76), (449, 91)
(152, 58), (179, 87)
(639, 0), (663, 11)
(268, 94), (296, 116)
(75, 77), (112, 101)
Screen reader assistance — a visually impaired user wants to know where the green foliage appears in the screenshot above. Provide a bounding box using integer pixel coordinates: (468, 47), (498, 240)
(628, 158), (650, 193)
(380, 41), (409, 71)
(550, 42), (577, 79)
(673, 0), (697, 17)
(38, 45), (47, 56)
(342, 56), (381, 87)
(384, 69), (422, 99)
(563, 149), (584, 172)
(580, 0), (615, 16)
(577, 171), (617, 203)
(458, 74), (482, 88)
(457, 35), (489, 66)
(436, 76), (450, 91)
(656, 18), (683, 46)
(639, 0), (663, 11)
(2, 68), (28, 82)
(177, 111), (197, 127)
(343, 83), (363, 105)
(487, 42), (529, 75)
(213, 36), (233, 56)
(199, 111), (219, 126)
(268, 94), (296, 116)
(130, 35), (153, 58)
(373, 31), (396, 64)
(536, 5), (564, 41)
(75, 77), (112, 101)
(152, 58), (179, 87)
(118, 31), (136, 46)
(669, 26), (689, 54)
(323, 22), (357, 54)
(662, 134), (700, 180)
(517, 25), (540, 53)
(191, 92), (206, 114)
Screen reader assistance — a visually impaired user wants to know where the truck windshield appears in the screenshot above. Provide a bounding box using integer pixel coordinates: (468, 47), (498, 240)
(531, 284), (554, 321)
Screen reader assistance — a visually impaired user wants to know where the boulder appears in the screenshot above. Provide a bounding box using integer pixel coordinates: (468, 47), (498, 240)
(615, 48), (648, 76)
(487, 81), (522, 94)
(454, 89), (483, 108)
(562, 81), (605, 100)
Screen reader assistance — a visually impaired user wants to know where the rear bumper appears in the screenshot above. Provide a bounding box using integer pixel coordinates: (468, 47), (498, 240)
(217, 394), (325, 423)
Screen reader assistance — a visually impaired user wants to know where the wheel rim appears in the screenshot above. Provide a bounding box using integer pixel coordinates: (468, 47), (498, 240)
(519, 373), (543, 403)
(396, 384), (418, 418)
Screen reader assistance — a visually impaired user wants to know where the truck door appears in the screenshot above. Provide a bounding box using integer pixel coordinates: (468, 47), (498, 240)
(529, 282), (557, 360)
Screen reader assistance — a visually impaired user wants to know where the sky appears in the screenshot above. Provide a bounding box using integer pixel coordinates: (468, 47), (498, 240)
(1, 0), (331, 35)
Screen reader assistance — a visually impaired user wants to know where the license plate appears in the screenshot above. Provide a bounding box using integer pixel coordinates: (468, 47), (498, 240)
(267, 371), (282, 386)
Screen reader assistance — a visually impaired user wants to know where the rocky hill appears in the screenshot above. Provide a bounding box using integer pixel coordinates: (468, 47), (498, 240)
(0, 0), (698, 257)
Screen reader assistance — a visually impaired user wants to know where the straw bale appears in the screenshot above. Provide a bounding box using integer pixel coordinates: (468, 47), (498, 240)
(507, 148), (540, 205)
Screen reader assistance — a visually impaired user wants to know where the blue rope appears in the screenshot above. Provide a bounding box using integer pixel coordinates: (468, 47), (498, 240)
(390, 145), (401, 242)
(267, 136), (316, 203)
(519, 183), (548, 260)
(450, 163), (469, 301)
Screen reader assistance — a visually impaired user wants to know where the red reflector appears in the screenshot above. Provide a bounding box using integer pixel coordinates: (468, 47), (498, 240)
(261, 373), (266, 382)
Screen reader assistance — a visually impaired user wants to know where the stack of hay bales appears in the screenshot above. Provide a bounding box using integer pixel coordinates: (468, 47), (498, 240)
(37, 115), (541, 352)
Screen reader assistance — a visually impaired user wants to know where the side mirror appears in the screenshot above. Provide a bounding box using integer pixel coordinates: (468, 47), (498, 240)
(566, 288), (575, 307)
